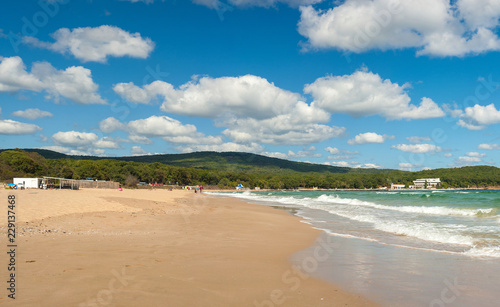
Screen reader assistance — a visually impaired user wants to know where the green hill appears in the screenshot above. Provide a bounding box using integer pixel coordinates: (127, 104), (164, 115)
(1, 149), (499, 189)
(1, 149), (392, 174)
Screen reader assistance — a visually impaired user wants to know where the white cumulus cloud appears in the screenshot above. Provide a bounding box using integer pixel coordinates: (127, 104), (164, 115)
(116, 74), (342, 145)
(0, 56), (106, 104)
(348, 132), (394, 145)
(457, 104), (500, 130)
(465, 152), (486, 157)
(99, 117), (128, 133)
(128, 115), (198, 137)
(0, 119), (42, 135)
(12, 108), (53, 120)
(52, 131), (99, 147)
(177, 142), (264, 153)
(298, 0), (500, 57)
(478, 143), (500, 150)
(130, 146), (151, 156)
(391, 143), (442, 153)
(304, 70), (445, 120)
(24, 25), (155, 63)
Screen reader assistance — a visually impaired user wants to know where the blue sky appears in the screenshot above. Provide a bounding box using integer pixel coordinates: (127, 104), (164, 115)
(1, 0), (499, 171)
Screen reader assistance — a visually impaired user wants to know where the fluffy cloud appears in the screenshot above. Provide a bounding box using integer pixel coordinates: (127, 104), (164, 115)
(113, 82), (159, 104)
(323, 161), (382, 169)
(478, 143), (500, 150)
(50, 131), (125, 155)
(0, 56), (105, 104)
(304, 70), (444, 120)
(221, 116), (345, 145)
(457, 104), (500, 130)
(264, 146), (321, 160)
(40, 146), (93, 156)
(324, 146), (340, 155)
(116, 75), (342, 145)
(163, 135), (223, 145)
(457, 156), (482, 163)
(99, 117), (128, 133)
(52, 131), (99, 147)
(94, 137), (121, 149)
(465, 152), (485, 158)
(12, 108), (53, 120)
(399, 162), (417, 171)
(325, 146), (359, 160)
(0, 56), (44, 92)
(116, 75), (311, 119)
(347, 132), (394, 145)
(129, 135), (154, 145)
(298, 0), (500, 57)
(177, 142), (264, 153)
(391, 143), (442, 153)
(128, 116), (198, 137)
(24, 25), (155, 63)
(130, 146), (151, 156)
(0, 119), (42, 135)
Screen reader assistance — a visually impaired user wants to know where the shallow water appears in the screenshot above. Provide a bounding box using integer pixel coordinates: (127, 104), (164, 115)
(210, 190), (500, 306)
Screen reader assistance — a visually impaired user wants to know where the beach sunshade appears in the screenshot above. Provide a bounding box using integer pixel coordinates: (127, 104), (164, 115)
(7, 183), (15, 186)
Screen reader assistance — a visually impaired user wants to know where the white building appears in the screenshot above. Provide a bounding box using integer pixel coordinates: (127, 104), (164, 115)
(413, 178), (441, 189)
(391, 183), (406, 190)
(13, 178), (42, 189)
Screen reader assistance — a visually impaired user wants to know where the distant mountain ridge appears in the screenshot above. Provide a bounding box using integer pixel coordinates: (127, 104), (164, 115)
(0, 148), (395, 174)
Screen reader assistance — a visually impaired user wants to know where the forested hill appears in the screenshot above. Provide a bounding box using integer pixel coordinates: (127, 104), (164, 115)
(2, 149), (393, 174)
(1, 149), (499, 189)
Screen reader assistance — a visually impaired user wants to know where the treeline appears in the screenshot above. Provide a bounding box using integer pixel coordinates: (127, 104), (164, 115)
(1, 149), (500, 189)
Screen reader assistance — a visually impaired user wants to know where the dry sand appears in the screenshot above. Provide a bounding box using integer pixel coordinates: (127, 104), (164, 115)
(0, 188), (377, 306)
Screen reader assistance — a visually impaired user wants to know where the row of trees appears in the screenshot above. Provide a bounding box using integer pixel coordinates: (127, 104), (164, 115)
(1, 149), (500, 189)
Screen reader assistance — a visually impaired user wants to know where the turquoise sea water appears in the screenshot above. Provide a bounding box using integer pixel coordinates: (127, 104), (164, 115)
(210, 189), (500, 306)
(211, 190), (500, 258)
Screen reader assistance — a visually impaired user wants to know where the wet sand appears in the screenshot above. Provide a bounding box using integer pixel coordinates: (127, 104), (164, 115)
(0, 189), (377, 306)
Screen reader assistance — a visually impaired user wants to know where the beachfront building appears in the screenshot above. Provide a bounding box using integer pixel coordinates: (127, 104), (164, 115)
(13, 177), (42, 189)
(391, 183), (406, 190)
(413, 178), (441, 189)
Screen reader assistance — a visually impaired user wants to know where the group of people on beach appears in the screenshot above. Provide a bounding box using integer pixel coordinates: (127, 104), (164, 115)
(183, 185), (203, 193)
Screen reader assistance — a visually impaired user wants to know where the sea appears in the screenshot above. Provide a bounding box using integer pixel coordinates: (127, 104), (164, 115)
(208, 189), (500, 306)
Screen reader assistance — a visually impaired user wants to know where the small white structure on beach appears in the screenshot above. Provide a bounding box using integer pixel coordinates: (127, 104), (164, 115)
(391, 183), (405, 190)
(413, 178), (441, 189)
(13, 178), (42, 189)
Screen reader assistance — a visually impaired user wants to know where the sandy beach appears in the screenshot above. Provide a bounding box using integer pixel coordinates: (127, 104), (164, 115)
(0, 188), (377, 306)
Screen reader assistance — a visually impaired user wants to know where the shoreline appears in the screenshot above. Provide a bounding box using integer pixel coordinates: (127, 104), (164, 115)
(0, 188), (378, 306)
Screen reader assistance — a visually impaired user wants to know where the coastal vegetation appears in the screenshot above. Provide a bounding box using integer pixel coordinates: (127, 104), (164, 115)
(1, 149), (499, 189)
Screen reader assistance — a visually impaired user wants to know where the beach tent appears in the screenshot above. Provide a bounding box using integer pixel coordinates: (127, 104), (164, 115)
(236, 184), (244, 190)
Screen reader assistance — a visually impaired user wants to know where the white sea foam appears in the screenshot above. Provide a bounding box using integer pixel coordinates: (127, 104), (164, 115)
(464, 246), (500, 258)
(313, 194), (493, 217)
(315, 207), (475, 246)
(210, 190), (500, 258)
